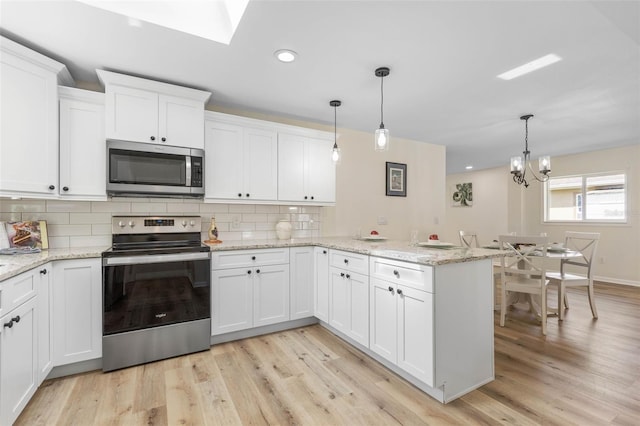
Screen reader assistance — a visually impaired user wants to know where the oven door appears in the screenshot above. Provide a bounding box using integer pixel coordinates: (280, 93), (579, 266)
(102, 251), (210, 336)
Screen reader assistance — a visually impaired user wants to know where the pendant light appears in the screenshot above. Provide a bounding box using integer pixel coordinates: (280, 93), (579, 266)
(330, 100), (341, 163)
(510, 114), (551, 187)
(374, 67), (390, 151)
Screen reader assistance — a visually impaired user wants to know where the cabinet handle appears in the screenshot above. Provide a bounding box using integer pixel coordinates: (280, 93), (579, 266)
(393, 270), (399, 277)
(346, 274), (350, 279)
(322, 250), (327, 254)
(246, 193), (250, 198)
(49, 185), (55, 190)
(311, 196), (314, 200)
(340, 272), (345, 277)
(256, 269), (260, 274)
(12, 315), (20, 323)
(161, 137), (166, 142)
(397, 289), (403, 295)
(251, 256), (256, 261)
(150, 136), (156, 141)
(40, 269), (47, 275)
(344, 259), (349, 264)
(388, 286), (394, 292)
(247, 270), (252, 274)
(63, 186), (69, 192)
(238, 193), (242, 197)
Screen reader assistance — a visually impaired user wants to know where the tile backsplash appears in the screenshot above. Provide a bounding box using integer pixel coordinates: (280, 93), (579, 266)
(0, 198), (322, 249)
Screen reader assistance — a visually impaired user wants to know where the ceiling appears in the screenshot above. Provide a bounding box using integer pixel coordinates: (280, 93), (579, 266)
(1, 0), (638, 174)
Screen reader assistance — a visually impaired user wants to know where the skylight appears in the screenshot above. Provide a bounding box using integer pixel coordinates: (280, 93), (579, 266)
(77, 0), (250, 45)
(497, 54), (562, 80)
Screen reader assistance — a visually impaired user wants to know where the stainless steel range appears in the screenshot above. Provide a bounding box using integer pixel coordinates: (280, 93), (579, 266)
(102, 216), (211, 372)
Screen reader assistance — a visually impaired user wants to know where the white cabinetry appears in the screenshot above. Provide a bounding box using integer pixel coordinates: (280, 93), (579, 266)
(289, 247), (314, 320)
(369, 257), (434, 386)
(328, 249), (369, 346)
(52, 258), (102, 366)
(36, 263), (53, 383)
(0, 266), (42, 426)
(0, 35), (73, 198)
(204, 113), (278, 202)
(58, 87), (106, 200)
(211, 249), (290, 335)
(97, 70), (211, 149)
(313, 247), (330, 322)
(278, 133), (336, 204)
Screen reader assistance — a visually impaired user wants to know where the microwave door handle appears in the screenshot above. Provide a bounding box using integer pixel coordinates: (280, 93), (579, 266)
(186, 156), (192, 186)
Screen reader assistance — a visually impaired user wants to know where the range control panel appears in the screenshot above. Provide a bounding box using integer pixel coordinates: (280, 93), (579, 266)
(112, 216), (202, 234)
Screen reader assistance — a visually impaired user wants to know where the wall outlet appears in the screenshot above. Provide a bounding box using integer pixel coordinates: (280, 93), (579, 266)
(377, 216), (388, 225)
(231, 215), (241, 229)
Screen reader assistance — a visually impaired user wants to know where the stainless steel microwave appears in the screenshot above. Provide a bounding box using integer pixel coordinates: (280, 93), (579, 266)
(107, 140), (204, 198)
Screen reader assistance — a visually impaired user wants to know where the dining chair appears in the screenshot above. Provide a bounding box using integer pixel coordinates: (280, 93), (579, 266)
(498, 234), (550, 335)
(546, 232), (600, 320)
(459, 230), (479, 248)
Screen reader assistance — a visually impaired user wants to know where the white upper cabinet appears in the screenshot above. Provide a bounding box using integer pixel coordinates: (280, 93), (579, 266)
(97, 70), (211, 149)
(204, 114), (278, 202)
(278, 133), (336, 204)
(0, 36), (73, 198)
(58, 87), (107, 200)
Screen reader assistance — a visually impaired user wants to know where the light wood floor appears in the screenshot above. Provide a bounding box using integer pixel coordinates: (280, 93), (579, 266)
(17, 282), (640, 425)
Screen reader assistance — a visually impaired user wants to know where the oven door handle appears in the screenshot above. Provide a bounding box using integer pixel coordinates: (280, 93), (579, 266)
(104, 251), (211, 266)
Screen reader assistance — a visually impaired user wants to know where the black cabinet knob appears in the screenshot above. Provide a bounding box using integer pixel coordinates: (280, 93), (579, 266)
(247, 270), (252, 274)
(251, 256), (256, 261)
(304, 196), (308, 200)
(150, 136), (156, 141)
(40, 269), (47, 275)
(49, 185), (55, 190)
(246, 193), (250, 197)
(393, 270), (399, 277)
(346, 274), (351, 279)
(344, 259), (349, 264)
(63, 186), (69, 192)
(161, 137), (166, 142)
(3, 321), (13, 328)
(311, 196), (314, 200)
(388, 286), (394, 292)
(12, 315), (20, 323)
(256, 269), (260, 274)
(322, 250), (327, 254)
(340, 272), (345, 277)
(397, 289), (403, 295)
(238, 193), (242, 197)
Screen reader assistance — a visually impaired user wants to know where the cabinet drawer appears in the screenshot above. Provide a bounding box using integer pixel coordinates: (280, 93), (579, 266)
(329, 249), (369, 275)
(212, 248), (289, 270)
(0, 269), (38, 316)
(370, 257), (433, 293)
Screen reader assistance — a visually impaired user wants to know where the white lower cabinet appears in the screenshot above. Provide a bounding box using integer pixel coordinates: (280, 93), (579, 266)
(211, 249), (290, 335)
(52, 258), (102, 366)
(370, 277), (434, 386)
(289, 247), (314, 320)
(313, 247), (330, 322)
(328, 249), (369, 347)
(36, 263), (53, 383)
(0, 296), (37, 426)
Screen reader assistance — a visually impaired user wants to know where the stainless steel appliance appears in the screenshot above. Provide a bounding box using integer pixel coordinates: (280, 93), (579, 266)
(102, 216), (211, 372)
(107, 140), (204, 198)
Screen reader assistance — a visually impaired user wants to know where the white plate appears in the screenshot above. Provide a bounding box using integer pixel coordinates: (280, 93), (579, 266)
(418, 241), (455, 248)
(361, 236), (387, 241)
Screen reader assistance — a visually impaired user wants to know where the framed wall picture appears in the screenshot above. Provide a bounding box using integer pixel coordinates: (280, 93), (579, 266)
(451, 182), (473, 207)
(386, 162), (407, 197)
(5, 220), (49, 249)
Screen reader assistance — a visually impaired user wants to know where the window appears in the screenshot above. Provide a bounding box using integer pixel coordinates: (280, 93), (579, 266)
(544, 172), (626, 222)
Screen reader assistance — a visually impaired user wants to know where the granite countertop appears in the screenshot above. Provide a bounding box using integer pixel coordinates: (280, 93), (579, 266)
(1, 238), (505, 282)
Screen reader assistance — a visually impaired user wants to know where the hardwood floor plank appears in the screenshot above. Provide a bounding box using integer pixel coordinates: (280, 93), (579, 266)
(164, 366), (206, 425)
(14, 375), (77, 426)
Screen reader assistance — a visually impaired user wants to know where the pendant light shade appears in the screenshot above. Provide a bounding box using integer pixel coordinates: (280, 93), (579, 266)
(510, 114), (551, 187)
(374, 67), (390, 151)
(330, 100), (341, 164)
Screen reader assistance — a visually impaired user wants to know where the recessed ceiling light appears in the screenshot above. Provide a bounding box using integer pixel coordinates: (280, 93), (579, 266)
(274, 49), (297, 63)
(465, 165), (473, 170)
(497, 54), (562, 80)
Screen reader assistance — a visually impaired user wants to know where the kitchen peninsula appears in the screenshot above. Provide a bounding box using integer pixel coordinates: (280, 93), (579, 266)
(0, 237), (499, 422)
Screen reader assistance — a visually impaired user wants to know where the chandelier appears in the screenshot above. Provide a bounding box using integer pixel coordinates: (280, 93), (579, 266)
(510, 114), (550, 187)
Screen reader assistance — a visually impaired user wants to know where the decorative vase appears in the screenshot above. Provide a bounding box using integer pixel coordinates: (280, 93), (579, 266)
(208, 217), (219, 241)
(275, 220), (292, 240)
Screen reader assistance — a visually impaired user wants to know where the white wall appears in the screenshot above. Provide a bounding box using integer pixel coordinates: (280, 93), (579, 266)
(445, 144), (640, 286)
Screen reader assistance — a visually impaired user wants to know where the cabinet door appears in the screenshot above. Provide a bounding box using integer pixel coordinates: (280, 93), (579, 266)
(305, 137), (336, 203)
(348, 271), (369, 347)
(211, 268), (253, 335)
(59, 92), (106, 199)
(328, 267), (349, 334)
(0, 297), (38, 426)
(36, 264), (53, 383)
(290, 247), (314, 320)
(277, 133), (306, 202)
(397, 285), (434, 386)
(204, 120), (244, 199)
(243, 127), (278, 201)
(0, 51), (58, 196)
(52, 259), (102, 366)
(253, 264), (290, 327)
(313, 247), (330, 322)
(105, 85), (158, 143)
(158, 94), (204, 149)
(369, 278), (397, 363)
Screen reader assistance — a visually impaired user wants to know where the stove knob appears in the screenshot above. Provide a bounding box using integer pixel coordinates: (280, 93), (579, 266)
(189, 220), (196, 227)
(181, 220), (187, 227)
(128, 221), (135, 228)
(118, 221), (126, 228)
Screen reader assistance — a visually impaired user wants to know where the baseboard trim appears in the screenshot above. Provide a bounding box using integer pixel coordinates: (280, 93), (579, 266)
(595, 276), (640, 287)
